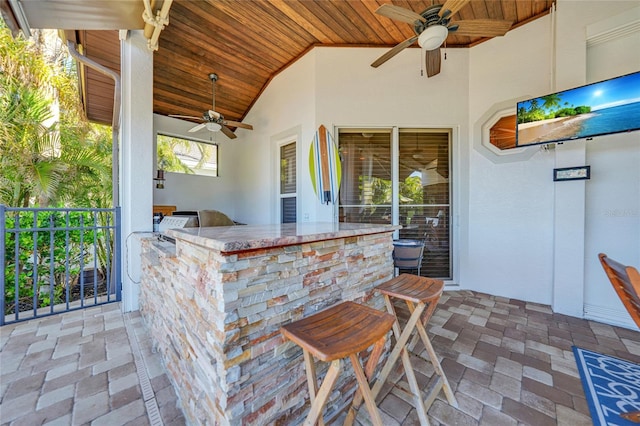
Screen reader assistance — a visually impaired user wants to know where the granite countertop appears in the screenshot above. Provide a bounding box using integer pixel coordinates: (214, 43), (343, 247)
(167, 222), (400, 253)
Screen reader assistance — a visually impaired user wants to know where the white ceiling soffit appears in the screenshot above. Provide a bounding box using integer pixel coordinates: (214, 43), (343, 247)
(11, 0), (144, 30)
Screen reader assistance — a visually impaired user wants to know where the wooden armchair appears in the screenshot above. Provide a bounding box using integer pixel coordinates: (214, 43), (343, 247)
(599, 253), (640, 329)
(598, 253), (640, 422)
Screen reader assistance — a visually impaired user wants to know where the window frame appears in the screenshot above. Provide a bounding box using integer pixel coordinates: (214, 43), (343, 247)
(156, 132), (219, 177)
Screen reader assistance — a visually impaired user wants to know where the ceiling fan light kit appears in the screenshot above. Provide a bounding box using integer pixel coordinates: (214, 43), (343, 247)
(418, 25), (449, 51)
(206, 122), (222, 132)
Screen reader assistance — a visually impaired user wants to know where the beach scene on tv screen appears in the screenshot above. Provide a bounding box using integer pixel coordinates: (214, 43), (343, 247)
(516, 72), (640, 146)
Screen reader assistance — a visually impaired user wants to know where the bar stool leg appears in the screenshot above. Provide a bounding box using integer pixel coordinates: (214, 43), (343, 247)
(355, 298), (426, 417)
(303, 358), (341, 426)
(350, 353), (384, 426)
(303, 351), (326, 426)
(400, 347), (430, 425)
(344, 337), (387, 425)
(406, 299), (438, 354)
(383, 296), (432, 425)
(411, 307), (458, 408)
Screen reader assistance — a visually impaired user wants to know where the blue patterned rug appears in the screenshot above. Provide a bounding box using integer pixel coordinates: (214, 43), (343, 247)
(573, 346), (640, 425)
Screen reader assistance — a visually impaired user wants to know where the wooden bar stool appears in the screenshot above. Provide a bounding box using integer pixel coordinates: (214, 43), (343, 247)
(280, 301), (395, 426)
(349, 274), (458, 426)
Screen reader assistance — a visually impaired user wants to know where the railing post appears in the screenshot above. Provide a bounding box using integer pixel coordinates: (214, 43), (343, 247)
(115, 207), (122, 302)
(1, 205), (6, 326)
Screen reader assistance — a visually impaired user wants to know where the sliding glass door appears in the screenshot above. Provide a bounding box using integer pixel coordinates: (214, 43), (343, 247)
(338, 129), (392, 224)
(338, 128), (451, 279)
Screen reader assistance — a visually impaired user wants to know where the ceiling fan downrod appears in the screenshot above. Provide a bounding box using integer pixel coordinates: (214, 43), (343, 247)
(209, 73), (218, 112)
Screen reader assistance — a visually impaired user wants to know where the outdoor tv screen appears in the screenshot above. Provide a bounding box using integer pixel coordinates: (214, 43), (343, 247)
(516, 71), (640, 147)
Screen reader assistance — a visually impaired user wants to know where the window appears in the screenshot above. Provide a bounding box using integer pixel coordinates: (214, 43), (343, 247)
(156, 134), (218, 177)
(489, 114), (517, 150)
(338, 130), (392, 224)
(338, 128), (452, 279)
(280, 142), (296, 223)
(398, 129), (450, 278)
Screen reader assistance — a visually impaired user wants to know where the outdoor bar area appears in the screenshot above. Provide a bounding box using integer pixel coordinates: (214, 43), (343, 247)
(139, 222), (400, 424)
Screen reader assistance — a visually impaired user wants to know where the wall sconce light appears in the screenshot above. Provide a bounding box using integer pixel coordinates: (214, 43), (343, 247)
(154, 169), (165, 189)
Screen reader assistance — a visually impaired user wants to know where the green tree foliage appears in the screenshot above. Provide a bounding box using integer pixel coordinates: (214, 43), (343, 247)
(1, 20), (115, 314)
(540, 94), (562, 113)
(517, 92), (592, 124)
(156, 136), (196, 174)
(0, 21), (112, 208)
(4, 210), (111, 313)
(400, 175), (424, 205)
(157, 134), (217, 176)
(357, 174), (425, 220)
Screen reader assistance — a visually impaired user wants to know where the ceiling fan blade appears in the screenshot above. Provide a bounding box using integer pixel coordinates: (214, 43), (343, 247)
(453, 20), (513, 37)
(425, 48), (441, 78)
(220, 126), (237, 139)
(375, 4), (425, 24)
(188, 123), (207, 133)
(223, 120), (253, 130)
(169, 114), (204, 121)
(439, 0), (470, 18)
(371, 35), (419, 68)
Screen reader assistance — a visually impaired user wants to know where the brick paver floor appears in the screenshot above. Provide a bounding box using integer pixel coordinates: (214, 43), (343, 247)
(366, 290), (640, 425)
(0, 303), (184, 425)
(1, 291), (639, 425)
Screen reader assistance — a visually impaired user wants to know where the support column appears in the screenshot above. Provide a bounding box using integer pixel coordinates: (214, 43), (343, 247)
(119, 30), (153, 312)
(552, 141), (587, 317)
(550, 1), (589, 318)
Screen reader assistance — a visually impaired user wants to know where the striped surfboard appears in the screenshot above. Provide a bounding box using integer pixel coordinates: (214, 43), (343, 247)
(309, 125), (341, 204)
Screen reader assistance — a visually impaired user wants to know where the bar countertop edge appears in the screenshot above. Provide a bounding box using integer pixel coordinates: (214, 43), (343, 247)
(167, 222), (401, 253)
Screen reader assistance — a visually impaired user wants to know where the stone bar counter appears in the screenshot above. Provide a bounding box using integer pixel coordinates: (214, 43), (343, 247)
(139, 222), (400, 425)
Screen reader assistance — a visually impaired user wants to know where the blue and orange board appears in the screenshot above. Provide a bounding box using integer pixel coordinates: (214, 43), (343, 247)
(309, 125), (341, 205)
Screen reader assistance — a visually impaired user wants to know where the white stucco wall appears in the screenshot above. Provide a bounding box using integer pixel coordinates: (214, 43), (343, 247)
(233, 53), (316, 225)
(467, 14), (556, 304)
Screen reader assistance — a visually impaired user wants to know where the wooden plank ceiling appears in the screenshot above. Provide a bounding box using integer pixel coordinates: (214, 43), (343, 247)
(77, 0), (554, 127)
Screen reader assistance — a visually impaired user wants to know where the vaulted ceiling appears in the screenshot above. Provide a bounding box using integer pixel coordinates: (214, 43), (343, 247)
(151, 0), (554, 128)
(2, 0), (555, 129)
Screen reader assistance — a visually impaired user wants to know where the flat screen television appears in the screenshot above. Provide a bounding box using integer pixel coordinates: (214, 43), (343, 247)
(516, 71), (640, 147)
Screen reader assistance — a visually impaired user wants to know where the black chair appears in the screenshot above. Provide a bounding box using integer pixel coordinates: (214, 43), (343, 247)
(392, 239), (425, 276)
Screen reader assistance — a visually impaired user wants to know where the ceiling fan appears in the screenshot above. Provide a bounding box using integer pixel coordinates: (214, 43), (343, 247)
(372, 0), (512, 77)
(169, 73), (253, 139)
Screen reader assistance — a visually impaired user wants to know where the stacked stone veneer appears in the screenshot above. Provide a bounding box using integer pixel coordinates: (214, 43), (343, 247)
(140, 231), (395, 425)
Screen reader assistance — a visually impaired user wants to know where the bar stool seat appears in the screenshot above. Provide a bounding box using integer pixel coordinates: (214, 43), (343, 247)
(363, 274), (459, 426)
(281, 301), (395, 426)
